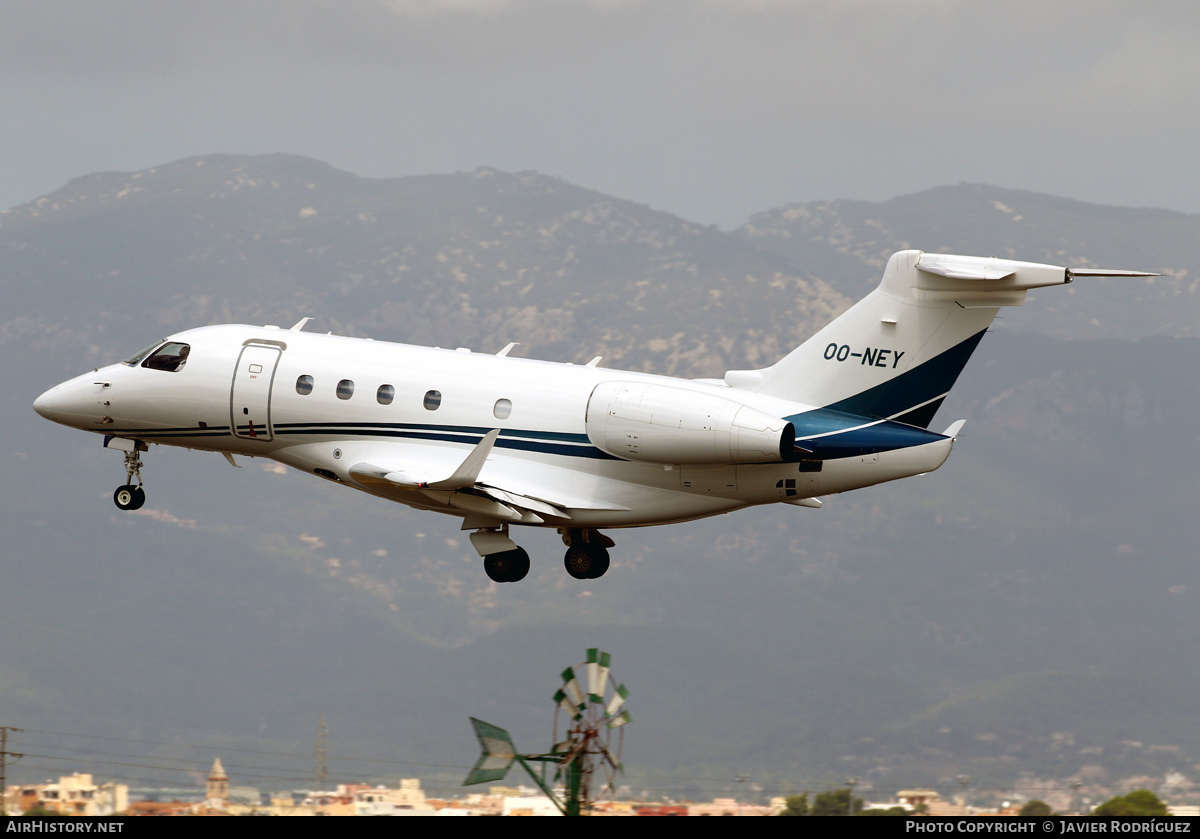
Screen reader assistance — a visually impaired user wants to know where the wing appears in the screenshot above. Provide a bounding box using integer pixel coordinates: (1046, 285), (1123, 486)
(346, 431), (629, 525)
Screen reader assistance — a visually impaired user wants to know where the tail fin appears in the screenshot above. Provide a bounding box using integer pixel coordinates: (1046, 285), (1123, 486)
(726, 250), (1153, 427)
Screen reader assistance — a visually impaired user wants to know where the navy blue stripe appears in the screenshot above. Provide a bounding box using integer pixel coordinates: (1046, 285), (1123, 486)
(107, 427), (231, 437)
(273, 424), (618, 460)
(788, 407), (876, 438)
(894, 398), (945, 429)
(497, 437), (617, 460)
(107, 420), (613, 460)
(774, 331), (985, 458)
(786, 413), (946, 460)
(274, 421), (590, 444)
(823, 329), (987, 427)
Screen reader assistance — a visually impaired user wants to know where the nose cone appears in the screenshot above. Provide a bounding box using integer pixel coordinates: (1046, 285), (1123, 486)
(33, 374), (111, 428)
(33, 385), (64, 420)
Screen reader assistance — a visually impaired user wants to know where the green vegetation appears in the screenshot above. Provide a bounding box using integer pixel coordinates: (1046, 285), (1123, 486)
(778, 789), (866, 816)
(1091, 790), (1168, 817)
(778, 794), (809, 816)
(1019, 800), (1052, 816)
(811, 788), (865, 816)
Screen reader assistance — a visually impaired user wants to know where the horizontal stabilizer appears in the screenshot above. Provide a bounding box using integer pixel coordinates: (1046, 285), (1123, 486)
(917, 259), (1015, 281)
(733, 250), (1156, 427)
(1066, 268), (1160, 279)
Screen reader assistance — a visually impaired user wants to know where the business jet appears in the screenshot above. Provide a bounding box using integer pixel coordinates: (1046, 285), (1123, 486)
(33, 250), (1151, 583)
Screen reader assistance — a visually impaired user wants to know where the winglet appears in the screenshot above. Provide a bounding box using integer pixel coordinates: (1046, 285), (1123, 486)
(289, 317), (313, 331)
(380, 430), (502, 490)
(379, 430), (503, 491)
(431, 429), (501, 489)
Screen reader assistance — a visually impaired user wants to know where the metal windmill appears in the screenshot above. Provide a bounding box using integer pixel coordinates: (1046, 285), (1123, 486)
(464, 648), (632, 816)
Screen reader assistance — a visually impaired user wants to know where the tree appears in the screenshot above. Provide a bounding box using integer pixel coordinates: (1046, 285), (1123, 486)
(779, 794), (809, 816)
(1019, 800), (1053, 817)
(811, 788), (865, 816)
(1092, 790), (1169, 817)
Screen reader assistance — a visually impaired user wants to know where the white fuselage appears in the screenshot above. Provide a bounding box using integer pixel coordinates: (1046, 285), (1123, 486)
(34, 323), (957, 530)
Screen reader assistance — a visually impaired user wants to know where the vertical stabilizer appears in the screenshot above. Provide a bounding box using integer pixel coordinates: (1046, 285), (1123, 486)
(725, 250), (1076, 427)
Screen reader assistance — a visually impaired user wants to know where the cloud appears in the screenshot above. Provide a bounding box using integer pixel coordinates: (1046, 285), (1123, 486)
(4, 0), (1200, 223)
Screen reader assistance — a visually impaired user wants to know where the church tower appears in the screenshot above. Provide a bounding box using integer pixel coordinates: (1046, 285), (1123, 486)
(206, 758), (228, 809)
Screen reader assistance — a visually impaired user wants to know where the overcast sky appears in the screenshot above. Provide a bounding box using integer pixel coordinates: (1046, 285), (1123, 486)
(4, 0), (1198, 227)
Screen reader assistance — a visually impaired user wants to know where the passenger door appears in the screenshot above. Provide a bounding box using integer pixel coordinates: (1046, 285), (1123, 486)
(230, 343), (282, 441)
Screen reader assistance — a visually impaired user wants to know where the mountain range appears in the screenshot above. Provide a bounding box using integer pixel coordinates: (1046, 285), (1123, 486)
(3, 155), (1198, 803)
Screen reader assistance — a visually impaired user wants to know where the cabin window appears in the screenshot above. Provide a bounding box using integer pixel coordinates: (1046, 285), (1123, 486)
(423, 390), (442, 411)
(493, 398), (512, 419)
(377, 384), (395, 405)
(336, 379), (355, 400)
(141, 342), (191, 372)
(296, 375), (314, 395)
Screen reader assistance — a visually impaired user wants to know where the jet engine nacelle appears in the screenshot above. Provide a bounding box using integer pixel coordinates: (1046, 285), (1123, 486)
(585, 381), (795, 465)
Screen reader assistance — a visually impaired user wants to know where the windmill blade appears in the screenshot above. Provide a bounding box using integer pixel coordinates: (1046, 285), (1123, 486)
(561, 667), (585, 709)
(587, 649), (612, 701)
(554, 688), (582, 720)
(606, 684), (629, 717)
(607, 709), (632, 729)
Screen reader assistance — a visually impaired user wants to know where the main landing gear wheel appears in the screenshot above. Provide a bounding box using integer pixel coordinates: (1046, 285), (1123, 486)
(113, 485), (146, 511)
(561, 528), (615, 580)
(564, 543), (610, 580)
(484, 547), (530, 583)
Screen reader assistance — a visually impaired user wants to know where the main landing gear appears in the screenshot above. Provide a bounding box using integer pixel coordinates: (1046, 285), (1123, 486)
(472, 526), (614, 582)
(561, 528), (614, 580)
(483, 547), (530, 583)
(112, 444), (147, 511)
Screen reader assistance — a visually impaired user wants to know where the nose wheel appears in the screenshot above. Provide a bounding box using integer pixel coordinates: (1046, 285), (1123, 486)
(112, 445), (147, 511)
(114, 485), (146, 511)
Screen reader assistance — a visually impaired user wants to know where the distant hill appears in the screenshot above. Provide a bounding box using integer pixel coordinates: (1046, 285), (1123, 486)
(1, 154), (846, 380)
(736, 183), (1200, 340)
(3, 157), (1198, 799)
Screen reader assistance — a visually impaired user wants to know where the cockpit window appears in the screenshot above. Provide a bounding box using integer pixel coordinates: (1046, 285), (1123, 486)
(141, 342), (191, 372)
(123, 342), (163, 367)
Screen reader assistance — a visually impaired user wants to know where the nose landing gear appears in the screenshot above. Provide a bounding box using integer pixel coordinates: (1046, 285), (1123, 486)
(106, 438), (148, 511)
